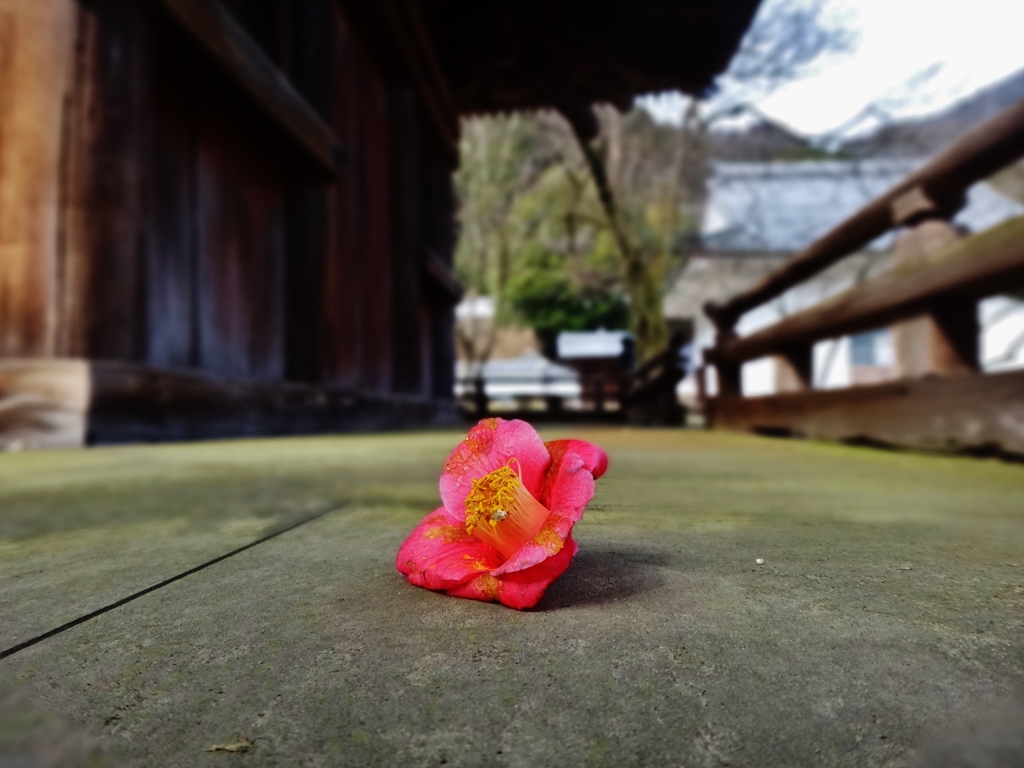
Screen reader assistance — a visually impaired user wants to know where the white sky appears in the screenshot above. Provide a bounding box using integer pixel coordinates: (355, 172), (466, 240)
(641, 0), (1024, 137)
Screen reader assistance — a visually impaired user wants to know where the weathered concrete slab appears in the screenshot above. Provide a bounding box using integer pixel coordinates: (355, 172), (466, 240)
(0, 433), (450, 650)
(3, 430), (1024, 767)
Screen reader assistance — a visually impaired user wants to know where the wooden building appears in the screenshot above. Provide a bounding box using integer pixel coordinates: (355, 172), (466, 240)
(0, 0), (760, 447)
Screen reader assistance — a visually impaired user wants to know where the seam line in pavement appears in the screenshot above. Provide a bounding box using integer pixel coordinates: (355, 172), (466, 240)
(0, 503), (345, 661)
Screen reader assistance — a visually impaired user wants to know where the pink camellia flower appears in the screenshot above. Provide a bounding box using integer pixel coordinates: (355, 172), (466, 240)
(396, 418), (608, 610)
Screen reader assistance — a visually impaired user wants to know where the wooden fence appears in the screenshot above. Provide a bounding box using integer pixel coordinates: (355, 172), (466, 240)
(459, 334), (687, 426)
(700, 99), (1024, 456)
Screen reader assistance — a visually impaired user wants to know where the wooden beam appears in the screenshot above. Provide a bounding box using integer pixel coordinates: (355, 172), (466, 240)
(713, 214), (1024, 365)
(716, 360), (742, 398)
(0, 360), (89, 450)
(422, 247), (464, 303)
(890, 220), (978, 377)
(0, 359), (457, 448)
(705, 98), (1024, 331)
(401, 1), (459, 146)
(157, 0), (343, 177)
(773, 346), (813, 393)
(707, 369), (1024, 458)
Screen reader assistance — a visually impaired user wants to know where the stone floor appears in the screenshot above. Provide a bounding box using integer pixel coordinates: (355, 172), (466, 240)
(2, 427), (1023, 767)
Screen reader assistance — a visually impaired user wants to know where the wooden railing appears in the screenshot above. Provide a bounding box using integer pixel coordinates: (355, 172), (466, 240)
(701, 99), (1024, 457)
(456, 334), (687, 425)
(621, 334), (688, 426)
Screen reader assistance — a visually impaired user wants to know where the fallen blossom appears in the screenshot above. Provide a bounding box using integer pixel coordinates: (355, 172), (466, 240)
(396, 418), (607, 609)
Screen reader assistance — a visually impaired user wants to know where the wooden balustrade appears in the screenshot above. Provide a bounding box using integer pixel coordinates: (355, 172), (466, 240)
(621, 335), (688, 426)
(704, 98), (1024, 333)
(457, 335), (687, 426)
(707, 215), (1024, 367)
(701, 99), (1024, 457)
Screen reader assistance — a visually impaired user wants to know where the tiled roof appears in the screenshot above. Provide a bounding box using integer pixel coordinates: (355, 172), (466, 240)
(701, 160), (1024, 253)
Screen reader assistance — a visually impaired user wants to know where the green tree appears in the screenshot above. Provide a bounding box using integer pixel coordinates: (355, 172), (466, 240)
(453, 0), (851, 366)
(566, 106), (703, 361)
(453, 114), (558, 368)
(506, 245), (628, 358)
(455, 109), (699, 364)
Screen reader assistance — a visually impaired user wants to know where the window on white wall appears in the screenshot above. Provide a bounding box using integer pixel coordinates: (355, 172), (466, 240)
(742, 358), (776, 397)
(849, 330), (893, 367)
(981, 295), (1024, 372)
(813, 338), (850, 390)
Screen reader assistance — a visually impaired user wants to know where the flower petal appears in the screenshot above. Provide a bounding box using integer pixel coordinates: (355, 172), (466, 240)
(492, 444), (600, 576)
(544, 439), (609, 479)
(395, 509), (502, 591)
(439, 418), (550, 523)
(446, 537), (579, 609)
(540, 441), (601, 527)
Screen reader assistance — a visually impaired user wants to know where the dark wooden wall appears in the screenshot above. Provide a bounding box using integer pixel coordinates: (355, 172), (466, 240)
(0, 0), (458, 402)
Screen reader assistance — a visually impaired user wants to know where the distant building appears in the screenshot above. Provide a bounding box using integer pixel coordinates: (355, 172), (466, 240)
(700, 160), (1021, 253)
(454, 350), (580, 408)
(665, 159), (1024, 403)
(555, 330), (634, 412)
(453, 327), (634, 413)
(556, 330), (633, 362)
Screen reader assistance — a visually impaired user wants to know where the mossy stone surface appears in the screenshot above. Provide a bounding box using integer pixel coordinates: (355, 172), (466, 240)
(3, 428), (1024, 767)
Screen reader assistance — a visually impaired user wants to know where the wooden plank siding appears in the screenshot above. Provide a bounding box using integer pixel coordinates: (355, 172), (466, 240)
(0, 0), (460, 446)
(323, 8), (392, 391)
(389, 90), (424, 395)
(194, 102), (287, 379)
(421, 157), (458, 399)
(0, 0), (78, 357)
(158, 0), (342, 177)
(61, 0), (150, 362)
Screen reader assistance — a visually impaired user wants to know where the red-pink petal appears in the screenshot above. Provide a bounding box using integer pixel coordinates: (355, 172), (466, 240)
(545, 439), (609, 479)
(439, 418), (550, 524)
(493, 440), (603, 576)
(540, 442), (600, 527)
(396, 509), (502, 591)
(491, 521), (567, 575)
(446, 537), (579, 609)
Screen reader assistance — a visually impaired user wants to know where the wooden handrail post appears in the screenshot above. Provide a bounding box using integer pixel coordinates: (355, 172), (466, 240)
(929, 304), (981, 374)
(890, 219), (980, 377)
(473, 373), (488, 417)
(696, 364), (708, 407)
(714, 324), (742, 398)
(774, 345), (813, 393)
(716, 360), (742, 398)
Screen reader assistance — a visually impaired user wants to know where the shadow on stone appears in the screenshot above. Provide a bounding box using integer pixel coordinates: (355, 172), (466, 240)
(916, 695), (1024, 768)
(538, 545), (669, 610)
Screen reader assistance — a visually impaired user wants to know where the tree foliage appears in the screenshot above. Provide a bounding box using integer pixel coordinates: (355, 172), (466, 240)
(454, 109), (700, 364)
(453, 115), (558, 365)
(506, 245), (629, 358)
(453, 0), (850, 365)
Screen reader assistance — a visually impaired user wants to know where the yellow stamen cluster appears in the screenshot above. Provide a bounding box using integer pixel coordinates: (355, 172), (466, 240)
(464, 465), (519, 534)
(463, 462), (551, 560)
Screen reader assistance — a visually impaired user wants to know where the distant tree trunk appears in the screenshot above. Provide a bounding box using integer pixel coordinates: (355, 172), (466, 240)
(568, 118), (668, 362)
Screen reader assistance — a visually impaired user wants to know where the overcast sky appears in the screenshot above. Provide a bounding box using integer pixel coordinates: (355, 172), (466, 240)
(641, 0), (1024, 137)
